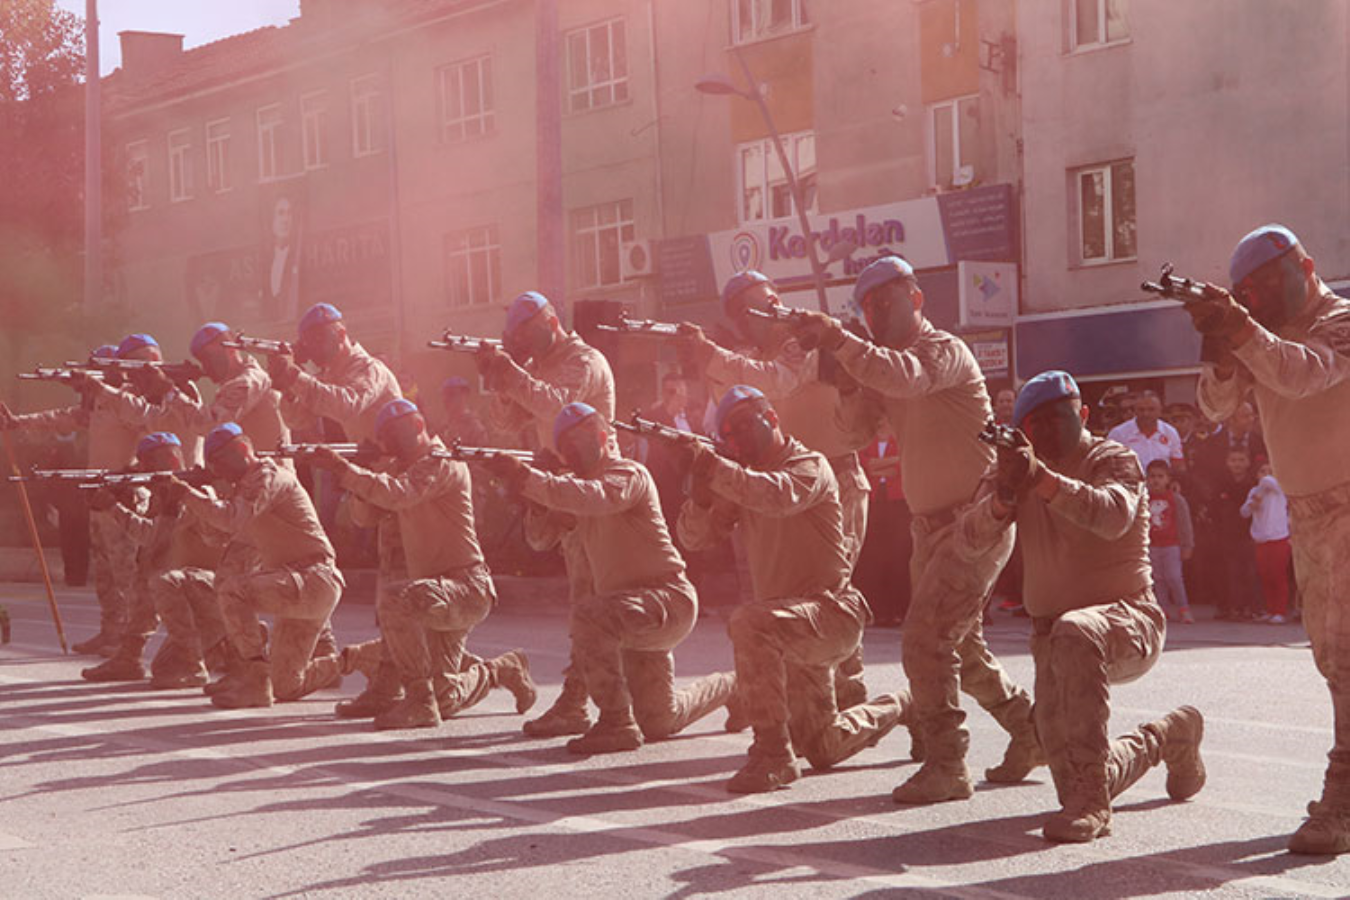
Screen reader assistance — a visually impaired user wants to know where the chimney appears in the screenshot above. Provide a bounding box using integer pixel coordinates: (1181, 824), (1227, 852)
(118, 31), (184, 80)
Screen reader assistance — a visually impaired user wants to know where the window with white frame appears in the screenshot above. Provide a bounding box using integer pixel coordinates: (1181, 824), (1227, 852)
(438, 55), (495, 142)
(351, 74), (385, 157)
(126, 140), (149, 210)
(206, 119), (231, 192)
(168, 128), (193, 202)
(301, 91), (328, 169)
(257, 104), (283, 181)
(566, 19), (628, 113)
(1069, 0), (1127, 50)
(733, 0), (806, 45)
(930, 95), (979, 188)
(737, 131), (817, 223)
(1075, 159), (1136, 264)
(572, 199), (635, 289)
(444, 225), (502, 307)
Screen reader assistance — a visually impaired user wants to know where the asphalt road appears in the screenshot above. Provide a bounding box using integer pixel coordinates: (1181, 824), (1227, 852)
(2, 584), (1349, 899)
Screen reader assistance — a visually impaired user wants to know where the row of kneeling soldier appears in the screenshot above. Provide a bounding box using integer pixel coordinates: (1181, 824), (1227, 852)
(7, 222), (1350, 855)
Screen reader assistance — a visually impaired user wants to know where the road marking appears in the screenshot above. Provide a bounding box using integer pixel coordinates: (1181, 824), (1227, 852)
(0, 831), (36, 850)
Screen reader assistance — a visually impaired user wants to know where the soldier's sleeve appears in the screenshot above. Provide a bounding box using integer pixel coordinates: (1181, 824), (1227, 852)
(1196, 364), (1249, 423)
(88, 380), (158, 429)
(524, 502), (573, 551)
(108, 495), (156, 545)
(956, 472), (1014, 559)
(10, 405), (86, 432)
(705, 453), (831, 518)
(704, 343), (811, 399)
(675, 495), (738, 551)
(287, 360), (397, 424)
(180, 467), (276, 534)
(202, 369), (274, 430)
(1042, 445), (1144, 540)
(337, 456), (456, 512)
(501, 351), (600, 430)
(1231, 310), (1350, 400)
(519, 464), (644, 516)
(835, 385), (886, 447)
(831, 330), (969, 399)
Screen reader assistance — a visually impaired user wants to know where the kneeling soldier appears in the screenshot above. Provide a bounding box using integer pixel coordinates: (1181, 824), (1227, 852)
(679, 386), (910, 793)
(961, 371), (1205, 842)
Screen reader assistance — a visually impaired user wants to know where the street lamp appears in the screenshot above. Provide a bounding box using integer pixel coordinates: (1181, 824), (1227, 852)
(696, 54), (831, 313)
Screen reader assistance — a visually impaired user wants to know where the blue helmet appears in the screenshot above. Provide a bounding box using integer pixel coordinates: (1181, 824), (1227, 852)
(374, 398), (420, 437)
(298, 302), (343, 337)
(204, 422), (245, 460)
(721, 270), (771, 314)
(1012, 371), (1081, 428)
(136, 432), (181, 458)
(1229, 224), (1300, 286)
(117, 333), (159, 358)
(714, 385), (767, 434)
(190, 322), (230, 358)
(553, 401), (598, 447)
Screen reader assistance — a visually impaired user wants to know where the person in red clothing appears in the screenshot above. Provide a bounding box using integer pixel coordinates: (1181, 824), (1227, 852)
(1146, 459), (1195, 624)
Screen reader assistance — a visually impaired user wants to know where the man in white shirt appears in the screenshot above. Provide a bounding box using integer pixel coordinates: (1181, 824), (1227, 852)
(1107, 391), (1185, 473)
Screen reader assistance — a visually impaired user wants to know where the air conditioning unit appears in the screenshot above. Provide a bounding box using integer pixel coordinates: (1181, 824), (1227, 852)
(620, 239), (656, 280)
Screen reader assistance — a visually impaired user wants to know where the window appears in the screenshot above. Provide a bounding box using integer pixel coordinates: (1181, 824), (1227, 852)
(206, 119), (231, 192)
(737, 131), (817, 223)
(733, 0), (806, 44)
(301, 91), (328, 169)
(257, 104), (283, 181)
(572, 199), (635, 289)
(566, 19), (628, 113)
(444, 225), (502, 307)
(351, 74), (385, 157)
(167, 128), (193, 202)
(1075, 159), (1136, 264)
(126, 140), (149, 210)
(1069, 0), (1128, 50)
(438, 56), (495, 142)
(930, 95), (979, 188)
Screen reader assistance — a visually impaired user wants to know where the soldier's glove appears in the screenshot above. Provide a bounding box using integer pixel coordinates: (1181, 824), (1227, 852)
(533, 446), (565, 474)
(1186, 286), (1254, 342)
(790, 310), (846, 352)
(87, 486), (118, 512)
(157, 476), (191, 505)
(994, 428), (1044, 507)
(64, 370), (96, 393)
(475, 344), (514, 389)
(675, 323), (718, 369)
(305, 446), (348, 472)
(352, 439), (385, 468)
(484, 453), (529, 492)
(268, 353), (302, 391)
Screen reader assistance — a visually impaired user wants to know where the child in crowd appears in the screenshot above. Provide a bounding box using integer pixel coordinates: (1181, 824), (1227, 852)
(1146, 459), (1195, 623)
(1242, 458), (1293, 624)
(1211, 447), (1262, 621)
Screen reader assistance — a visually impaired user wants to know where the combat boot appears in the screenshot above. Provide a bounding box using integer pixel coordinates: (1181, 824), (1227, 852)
(335, 661), (403, 719)
(908, 722), (927, 762)
(1145, 705), (1206, 801)
(724, 688), (750, 733)
(82, 644), (147, 683)
(491, 650), (538, 714)
(1043, 776), (1112, 843)
(150, 662), (210, 690)
(727, 755), (801, 793)
(566, 713), (644, 755)
(892, 761), (974, 805)
(210, 659), (274, 709)
(1290, 801), (1350, 855)
(523, 677), (592, 737)
(985, 725), (1047, 783)
(73, 631), (117, 656)
(374, 680), (441, 731)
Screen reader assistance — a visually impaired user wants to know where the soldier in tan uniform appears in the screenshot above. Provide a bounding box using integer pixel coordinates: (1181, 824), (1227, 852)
(82, 432), (227, 688)
(0, 340), (150, 654)
(479, 292), (616, 737)
(1190, 224), (1350, 854)
(166, 422), (344, 709)
(307, 398), (535, 730)
(163, 322), (290, 451)
(484, 402), (733, 754)
(961, 370), (1205, 842)
(792, 256), (1040, 805)
(679, 272), (873, 708)
(679, 386), (910, 792)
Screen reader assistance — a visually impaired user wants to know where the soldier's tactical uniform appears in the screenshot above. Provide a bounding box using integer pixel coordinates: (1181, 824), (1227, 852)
(519, 449), (733, 753)
(960, 431), (1204, 842)
(1199, 279), (1350, 854)
(832, 319), (1039, 802)
(703, 336), (875, 707)
(167, 356), (289, 451)
(84, 377), (209, 464)
(180, 458), (344, 708)
(490, 331), (616, 736)
(679, 437), (906, 791)
(330, 436), (535, 729)
(10, 398), (142, 653)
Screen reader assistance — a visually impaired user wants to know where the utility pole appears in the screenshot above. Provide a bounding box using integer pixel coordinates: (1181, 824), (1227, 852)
(84, 0), (101, 311)
(535, 0), (565, 312)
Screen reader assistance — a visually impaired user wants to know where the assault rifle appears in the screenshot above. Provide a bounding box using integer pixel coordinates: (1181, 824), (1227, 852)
(612, 412), (716, 450)
(69, 357), (203, 388)
(221, 334), (295, 357)
(427, 331), (503, 353)
(1140, 263), (1217, 305)
(9, 467), (212, 488)
(745, 306), (811, 326)
(256, 442), (361, 460)
(18, 367), (105, 384)
(976, 419), (1020, 451)
(436, 441), (535, 464)
(595, 313), (680, 339)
